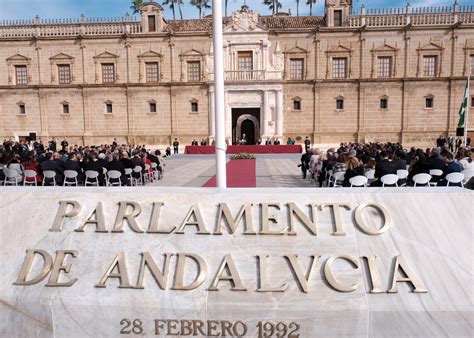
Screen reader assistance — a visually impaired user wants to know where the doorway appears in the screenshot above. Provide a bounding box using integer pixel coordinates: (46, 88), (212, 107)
(232, 108), (260, 145)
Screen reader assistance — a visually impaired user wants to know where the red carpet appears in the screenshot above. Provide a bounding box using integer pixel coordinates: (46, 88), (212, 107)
(202, 159), (256, 188)
(185, 145), (302, 154)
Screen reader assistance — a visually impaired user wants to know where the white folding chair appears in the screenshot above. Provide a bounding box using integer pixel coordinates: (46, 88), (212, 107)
(349, 175), (368, 187)
(42, 170), (57, 186)
(63, 170), (78, 186)
(23, 170), (38, 186)
(144, 164), (153, 183)
(396, 169), (409, 187)
(151, 162), (159, 180)
(85, 170), (99, 186)
(461, 169), (474, 183)
(413, 173), (432, 187)
(332, 171), (345, 187)
(124, 168), (133, 185)
(4, 168), (19, 186)
(446, 172), (464, 188)
(132, 166), (143, 186)
(107, 170), (122, 187)
(429, 169), (443, 177)
(381, 174), (399, 187)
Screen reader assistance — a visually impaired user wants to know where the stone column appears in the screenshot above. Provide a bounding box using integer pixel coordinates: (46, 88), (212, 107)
(209, 91), (215, 140)
(276, 90), (284, 137)
(225, 91), (232, 141)
(262, 91), (269, 136)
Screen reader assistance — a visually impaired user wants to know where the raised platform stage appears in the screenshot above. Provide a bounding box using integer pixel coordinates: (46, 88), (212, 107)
(184, 144), (303, 154)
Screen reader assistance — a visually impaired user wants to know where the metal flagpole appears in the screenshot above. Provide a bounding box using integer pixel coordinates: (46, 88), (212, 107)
(212, 0), (227, 188)
(464, 67), (471, 147)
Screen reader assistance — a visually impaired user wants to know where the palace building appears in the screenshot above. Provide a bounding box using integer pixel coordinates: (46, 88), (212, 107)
(0, 0), (473, 146)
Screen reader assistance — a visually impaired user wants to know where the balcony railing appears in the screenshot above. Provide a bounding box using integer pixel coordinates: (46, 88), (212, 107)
(0, 15), (141, 38)
(348, 4), (474, 28)
(224, 70), (282, 81)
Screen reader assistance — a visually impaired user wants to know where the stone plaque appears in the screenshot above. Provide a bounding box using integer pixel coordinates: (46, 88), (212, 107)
(0, 187), (472, 337)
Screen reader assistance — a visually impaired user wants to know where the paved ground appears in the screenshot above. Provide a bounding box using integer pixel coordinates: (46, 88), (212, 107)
(148, 154), (310, 188)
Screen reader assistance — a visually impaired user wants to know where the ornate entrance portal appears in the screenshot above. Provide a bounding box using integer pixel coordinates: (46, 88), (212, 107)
(232, 108), (260, 145)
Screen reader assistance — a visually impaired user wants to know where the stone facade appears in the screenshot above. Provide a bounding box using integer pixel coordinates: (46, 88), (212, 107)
(0, 1), (473, 146)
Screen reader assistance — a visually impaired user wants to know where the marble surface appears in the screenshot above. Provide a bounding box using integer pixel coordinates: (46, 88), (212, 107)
(0, 187), (472, 337)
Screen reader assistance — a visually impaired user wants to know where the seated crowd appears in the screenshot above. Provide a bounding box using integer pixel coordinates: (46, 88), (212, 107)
(0, 139), (163, 186)
(300, 142), (474, 189)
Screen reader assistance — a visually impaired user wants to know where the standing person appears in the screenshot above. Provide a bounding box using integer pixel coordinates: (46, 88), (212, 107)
(447, 135), (454, 152)
(304, 136), (311, 152)
(49, 138), (57, 152)
(436, 134), (446, 149)
(240, 134), (247, 145)
(274, 138), (281, 145)
(112, 138), (118, 148)
(172, 138), (179, 154)
(265, 138), (272, 145)
(61, 139), (68, 152)
(299, 149), (312, 179)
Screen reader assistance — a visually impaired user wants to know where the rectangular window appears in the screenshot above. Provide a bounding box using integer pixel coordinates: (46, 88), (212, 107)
(102, 63), (115, 83)
(425, 97), (434, 108)
(19, 104), (26, 114)
(471, 96), (474, 108)
(15, 65), (28, 85)
(148, 15), (156, 32)
(146, 62), (159, 82)
(106, 103), (113, 113)
(290, 59), (304, 80)
(293, 99), (301, 110)
(191, 101), (198, 112)
(58, 64), (71, 84)
(377, 57), (392, 78)
(238, 51), (253, 71)
(336, 98), (344, 110)
(62, 104), (69, 114)
(332, 58), (347, 79)
(423, 56), (437, 77)
(149, 102), (157, 113)
(187, 61), (201, 82)
(380, 98), (388, 109)
(334, 10), (343, 27)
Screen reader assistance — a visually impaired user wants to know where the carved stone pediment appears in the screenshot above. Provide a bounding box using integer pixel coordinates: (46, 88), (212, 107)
(49, 52), (74, 61)
(372, 43), (398, 53)
(285, 46), (308, 54)
(6, 54), (31, 62)
(327, 43), (352, 54)
(418, 41), (444, 51)
(224, 6), (266, 33)
(93, 51), (120, 59)
(138, 50), (163, 59)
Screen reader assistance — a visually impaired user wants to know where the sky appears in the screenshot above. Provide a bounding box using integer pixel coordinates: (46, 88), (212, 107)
(0, 0), (467, 21)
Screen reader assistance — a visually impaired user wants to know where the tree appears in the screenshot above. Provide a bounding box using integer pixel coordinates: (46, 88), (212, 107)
(130, 0), (144, 15)
(307, 0), (318, 16)
(225, 0), (237, 17)
(190, 0), (211, 19)
(263, 0), (282, 15)
(162, 0), (184, 20)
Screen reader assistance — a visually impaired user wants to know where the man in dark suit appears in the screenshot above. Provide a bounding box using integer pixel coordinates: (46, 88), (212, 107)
(83, 152), (106, 186)
(372, 151), (397, 186)
(265, 138), (272, 145)
(40, 152), (65, 185)
(304, 136), (311, 152)
(131, 150), (145, 179)
(107, 153), (126, 185)
(64, 153), (84, 184)
(274, 138), (280, 145)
